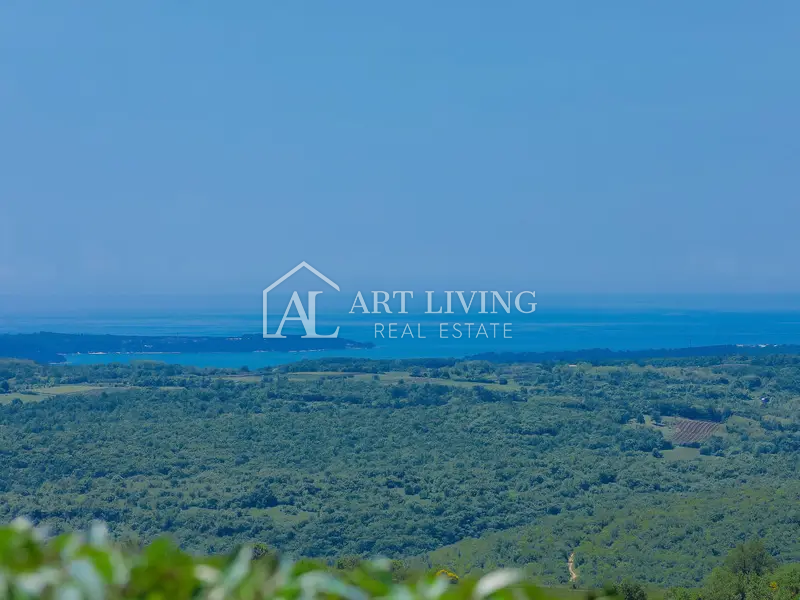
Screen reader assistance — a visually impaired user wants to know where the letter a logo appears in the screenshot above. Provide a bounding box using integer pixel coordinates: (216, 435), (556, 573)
(262, 262), (340, 339)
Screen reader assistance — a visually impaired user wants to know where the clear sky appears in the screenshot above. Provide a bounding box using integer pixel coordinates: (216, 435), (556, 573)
(1, 2), (798, 302)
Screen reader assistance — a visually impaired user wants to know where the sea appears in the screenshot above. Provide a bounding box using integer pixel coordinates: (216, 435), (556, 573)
(2, 296), (800, 368)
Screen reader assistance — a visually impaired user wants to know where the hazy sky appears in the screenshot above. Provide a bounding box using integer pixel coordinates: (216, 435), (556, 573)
(1, 2), (798, 301)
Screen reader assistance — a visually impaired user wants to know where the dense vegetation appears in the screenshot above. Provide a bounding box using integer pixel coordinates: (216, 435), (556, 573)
(1, 354), (799, 588)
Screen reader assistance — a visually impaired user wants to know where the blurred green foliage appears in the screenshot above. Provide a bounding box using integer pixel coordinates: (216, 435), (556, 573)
(1, 520), (798, 600)
(0, 519), (563, 600)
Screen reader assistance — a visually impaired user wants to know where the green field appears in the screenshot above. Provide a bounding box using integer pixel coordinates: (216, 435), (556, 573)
(285, 370), (522, 391)
(0, 384), (107, 404)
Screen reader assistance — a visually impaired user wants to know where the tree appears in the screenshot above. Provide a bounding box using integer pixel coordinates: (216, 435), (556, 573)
(772, 564), (800, 600)
(665, 588), (696, 600)
(725, 540), (776, 577)
(702, 567), (743, 600)
(240, 484), (278, 509)
(252, 542), (276, 561)
(619, 580), (647, 600)
(335, 556), (363, 570)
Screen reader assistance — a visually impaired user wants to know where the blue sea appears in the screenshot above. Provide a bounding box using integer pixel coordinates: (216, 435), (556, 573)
(2, 298), (800, 368)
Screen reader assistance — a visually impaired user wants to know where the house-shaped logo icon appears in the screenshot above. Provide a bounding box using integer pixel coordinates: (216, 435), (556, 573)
(262, 261), (340, 339)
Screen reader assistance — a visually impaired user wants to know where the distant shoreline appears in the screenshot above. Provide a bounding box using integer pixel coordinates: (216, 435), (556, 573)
(0, 332), (373, 364)
(468, 343), (800, 363)
(2, 331), (800, 369)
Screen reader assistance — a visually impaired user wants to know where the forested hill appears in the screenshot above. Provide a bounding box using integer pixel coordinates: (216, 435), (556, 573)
(470, 344), (800, 364)
(0, 332), (372, 363)
(2, 354), (800, 586)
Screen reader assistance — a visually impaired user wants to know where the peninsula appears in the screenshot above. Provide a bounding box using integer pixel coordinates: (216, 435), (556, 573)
(0, 332), (373, 363)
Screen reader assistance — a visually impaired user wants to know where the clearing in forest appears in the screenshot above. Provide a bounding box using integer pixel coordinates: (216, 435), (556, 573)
(670, 418), (720, 444)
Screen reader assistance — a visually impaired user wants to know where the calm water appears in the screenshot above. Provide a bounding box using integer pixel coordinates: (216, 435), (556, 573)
(3, 306), (800, 368)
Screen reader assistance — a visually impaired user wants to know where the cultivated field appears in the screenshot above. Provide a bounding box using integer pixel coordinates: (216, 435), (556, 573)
(670, 418), (720, 444)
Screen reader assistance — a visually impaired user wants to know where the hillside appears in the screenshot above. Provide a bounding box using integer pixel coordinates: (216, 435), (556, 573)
(1, 354), (799, 587)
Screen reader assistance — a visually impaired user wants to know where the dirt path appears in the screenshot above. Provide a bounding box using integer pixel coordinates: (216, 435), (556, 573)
(568, 552), (578, 582)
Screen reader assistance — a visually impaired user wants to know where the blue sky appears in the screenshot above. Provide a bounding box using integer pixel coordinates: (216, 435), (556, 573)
(1, 2), (798, 302)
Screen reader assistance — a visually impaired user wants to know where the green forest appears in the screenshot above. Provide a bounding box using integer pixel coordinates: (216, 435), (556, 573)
(1, 353), (799, 590)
